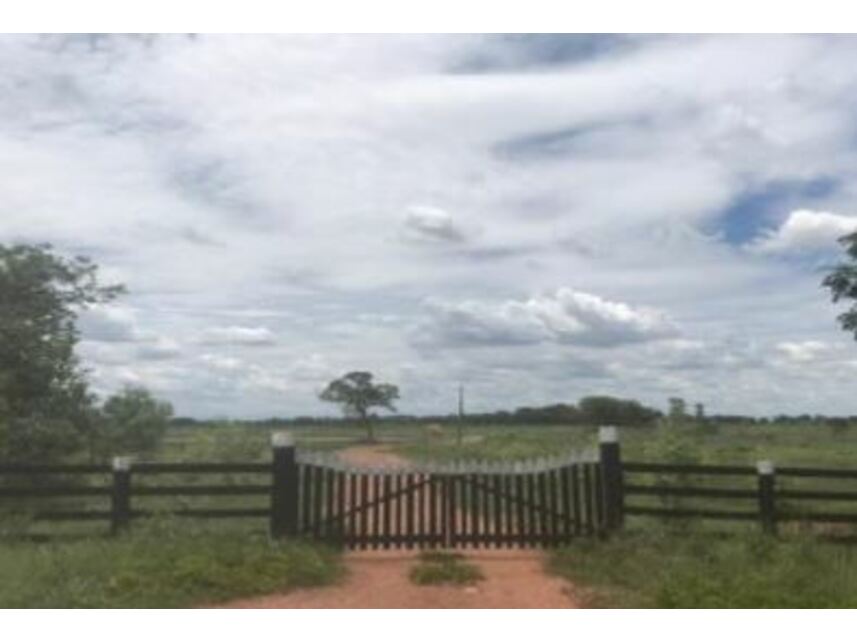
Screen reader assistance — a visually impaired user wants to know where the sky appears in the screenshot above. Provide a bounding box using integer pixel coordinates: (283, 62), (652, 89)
(3, 33), (857, 419)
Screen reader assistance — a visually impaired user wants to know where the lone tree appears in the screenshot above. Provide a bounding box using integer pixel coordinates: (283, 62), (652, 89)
(823, 231), (857, 339)
(319, 371), (399, 443)
(0, 243), (125, 462)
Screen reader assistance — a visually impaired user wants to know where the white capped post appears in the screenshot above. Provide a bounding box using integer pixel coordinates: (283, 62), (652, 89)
(271, 431), (298, 539)
(599, 426), (618, 444)
(598, 425), (624, 532)
(756, 459), (777, 535)
(112, 456), (132, 471)
(271, 432), (295, 448)
(757, 460), (775, 475)
(111, 456), (132, 535)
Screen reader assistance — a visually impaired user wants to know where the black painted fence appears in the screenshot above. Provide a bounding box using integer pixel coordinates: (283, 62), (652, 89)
(620, 459), (857, 534)
(0, 459), (272, 535)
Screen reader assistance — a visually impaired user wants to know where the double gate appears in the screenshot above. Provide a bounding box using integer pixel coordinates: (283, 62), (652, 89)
(285, 452), (607, 549)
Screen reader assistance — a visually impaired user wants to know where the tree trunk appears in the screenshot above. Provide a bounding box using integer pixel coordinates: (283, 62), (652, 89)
(360, 410), (375, 443)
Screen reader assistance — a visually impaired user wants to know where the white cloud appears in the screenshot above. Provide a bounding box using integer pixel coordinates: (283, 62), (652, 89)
(414, 288), (679, 349)
(199, 326), (276, 346)
(78, 305), (143, 343)
(400, 205), (468, 244)
(750, 210), (857, 255)
(776, 340), (831, 363)
(136, 337), (182, 360)
(199, 354), (245, 372)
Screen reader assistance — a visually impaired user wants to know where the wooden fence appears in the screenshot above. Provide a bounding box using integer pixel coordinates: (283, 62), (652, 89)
(0, 459), (271, 535)
(617, 452), (857, 535)
(3, 428), (857, 542)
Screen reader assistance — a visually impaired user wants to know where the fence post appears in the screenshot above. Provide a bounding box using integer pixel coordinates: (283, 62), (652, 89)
(757, 460), (777, 535)
(111, 456), (132, 535)
(271, 432), (298, 539)
(599, 426), (624, 533)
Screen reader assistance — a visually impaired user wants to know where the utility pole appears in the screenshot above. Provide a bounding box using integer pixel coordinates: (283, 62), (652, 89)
(457, 384), (464, 447)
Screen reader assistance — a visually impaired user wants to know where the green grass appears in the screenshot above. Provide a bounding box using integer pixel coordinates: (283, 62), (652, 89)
(548, 526), (857, 608)
(409, 551), (484, 586)
(0, 518), (343, 608)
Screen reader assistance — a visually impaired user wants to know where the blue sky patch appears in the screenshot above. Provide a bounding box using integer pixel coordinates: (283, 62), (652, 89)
(711, 176), (839, 246)
(452, 34), (647, 73)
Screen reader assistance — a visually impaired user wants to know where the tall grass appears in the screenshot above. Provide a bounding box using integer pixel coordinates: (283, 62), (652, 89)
(0, 518), (343, 608)
(549, 526), (857, 608)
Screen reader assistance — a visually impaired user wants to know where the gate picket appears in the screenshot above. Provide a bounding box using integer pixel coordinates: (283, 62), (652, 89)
(492, 472), (502, 548)
(370, 472), (379, 549)
(538, 470), (549, 547)
(336, 469), (346, 545)
(547, 469), (559, 547)
(301, 464), (312, 534)
(593, 463), (604, 535)
(467, 473), (482, 548)
(572, 464), (582, 536)
(583, 463), (594, 536)
(448, 474), (458, 547)
(358, 472), (368, 550)
(560, 466), (572, 544)
(416, 473), (424, 547)
(429, 474), (438, 548)
(527, 471), (538, 548)
(312, 466), (323, 539)
(500, 471), (508, 548)
(406, 472), (415, 549)
(382, 474), (392, 549)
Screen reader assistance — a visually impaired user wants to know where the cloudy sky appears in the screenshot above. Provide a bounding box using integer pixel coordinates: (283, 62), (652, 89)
(4, 34), (857, 419)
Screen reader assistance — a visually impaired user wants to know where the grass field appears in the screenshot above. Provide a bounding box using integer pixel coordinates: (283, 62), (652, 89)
(157, 419), (857, 468)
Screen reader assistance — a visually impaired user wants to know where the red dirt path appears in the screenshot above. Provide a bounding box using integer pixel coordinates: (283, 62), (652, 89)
(218, 548), (580, 609)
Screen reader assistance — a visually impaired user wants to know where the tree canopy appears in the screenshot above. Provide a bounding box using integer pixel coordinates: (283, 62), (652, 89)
(822, 231), (857, 339)
(0, 243), (124, 461)
(319, 371), (399, 442)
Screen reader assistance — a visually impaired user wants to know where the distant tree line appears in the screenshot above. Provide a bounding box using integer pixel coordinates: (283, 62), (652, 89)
(174, 395), (665, 429)
(173, 408), (857, 430)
